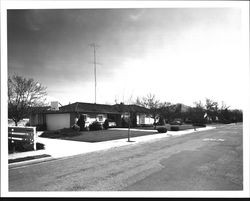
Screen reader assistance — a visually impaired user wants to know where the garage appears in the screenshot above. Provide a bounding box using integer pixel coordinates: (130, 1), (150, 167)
(46, 113), (71, 131)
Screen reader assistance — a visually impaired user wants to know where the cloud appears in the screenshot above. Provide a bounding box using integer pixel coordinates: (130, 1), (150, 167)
(129, 9), (145, 21)
(24, 11), (43, 31)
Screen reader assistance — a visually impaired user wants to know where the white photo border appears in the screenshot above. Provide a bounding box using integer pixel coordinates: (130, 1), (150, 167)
(1, 0), (249, 198)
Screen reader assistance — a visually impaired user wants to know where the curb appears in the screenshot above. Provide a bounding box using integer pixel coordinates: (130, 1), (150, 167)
(9, 155), (55, 169)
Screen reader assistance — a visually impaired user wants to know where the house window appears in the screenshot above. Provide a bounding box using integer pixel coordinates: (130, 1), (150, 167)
(79, 114), (87, 121)
(83, 114), (87, 121)
(98, 115), (103, 122)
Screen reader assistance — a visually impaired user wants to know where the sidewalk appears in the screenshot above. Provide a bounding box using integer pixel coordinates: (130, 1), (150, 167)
(8, 126), (216, 167)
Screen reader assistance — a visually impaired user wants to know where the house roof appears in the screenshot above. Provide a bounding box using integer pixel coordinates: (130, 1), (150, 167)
(29, 106), (51, 114)
(31, 102), (150, 115)
(113, 103), (150, 114)
(59, 102), (121, 114)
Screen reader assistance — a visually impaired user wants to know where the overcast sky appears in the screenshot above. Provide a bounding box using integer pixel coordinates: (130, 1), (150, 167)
(7, 8), (244, 109)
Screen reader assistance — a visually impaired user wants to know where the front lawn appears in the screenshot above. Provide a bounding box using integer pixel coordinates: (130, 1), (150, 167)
(39, 124), (206, 143)
(40, 129), (159, 142)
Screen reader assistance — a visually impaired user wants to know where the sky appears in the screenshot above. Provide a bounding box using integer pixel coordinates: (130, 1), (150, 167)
(7, 8), (245, 109)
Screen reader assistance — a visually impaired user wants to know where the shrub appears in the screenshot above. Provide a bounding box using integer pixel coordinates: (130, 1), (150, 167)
(157, 117), (166, 125)
(8, 140), (45, 153)
(89, 121), (103, 131)
(157, 127), (168, 133)
(184, 119), (192, 124)
(103, 119), (117, 129)
(72, 124), (80, 132)
(36, 142), (45, 150)
(220, 120), (231, 124)
(170, 126), (180, 131)
(36, 124), (47, 131)
(103, 119), (112, 130)
(121, 118), (129, 128)
(77, 115), (86, 131)
(192, 123), (206, 127)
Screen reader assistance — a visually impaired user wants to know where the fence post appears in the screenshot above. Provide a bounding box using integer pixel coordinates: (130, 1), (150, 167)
(33, 127), (37, 151)
(11, 128), (15, 153)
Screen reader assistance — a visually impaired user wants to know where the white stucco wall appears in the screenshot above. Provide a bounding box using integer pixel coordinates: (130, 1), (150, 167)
(85, 114), (107, 127)
(137, 114), (154, 125)
(46, 113), (70, 130)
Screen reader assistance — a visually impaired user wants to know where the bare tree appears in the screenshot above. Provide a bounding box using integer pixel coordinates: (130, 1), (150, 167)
(135, 93), (160, 127)
(188, 101), (206, 125)
(205, 98), (219, 122)
(8, 74), (47, 126)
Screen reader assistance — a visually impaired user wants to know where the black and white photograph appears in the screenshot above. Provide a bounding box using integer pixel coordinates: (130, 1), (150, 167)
(1, 0), (249, 198)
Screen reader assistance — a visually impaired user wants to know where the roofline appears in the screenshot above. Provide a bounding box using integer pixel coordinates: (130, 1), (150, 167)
(41, 111), (121, 115)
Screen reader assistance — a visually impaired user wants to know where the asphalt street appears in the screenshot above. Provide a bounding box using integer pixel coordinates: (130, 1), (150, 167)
(9, 124), (243, 191)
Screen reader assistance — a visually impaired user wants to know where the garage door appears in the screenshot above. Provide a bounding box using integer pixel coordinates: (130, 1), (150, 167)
(46, 113), (70, 131)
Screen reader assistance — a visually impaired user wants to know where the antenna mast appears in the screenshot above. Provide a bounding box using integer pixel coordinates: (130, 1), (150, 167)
(89, 43), (99, 104)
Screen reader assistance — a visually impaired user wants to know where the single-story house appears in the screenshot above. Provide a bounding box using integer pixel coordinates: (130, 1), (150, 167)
(113, 103), (154, 127)
(29, 102), (154, 131)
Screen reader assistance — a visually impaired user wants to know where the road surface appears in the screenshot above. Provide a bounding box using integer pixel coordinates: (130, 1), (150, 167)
(9, 124), (243, 191)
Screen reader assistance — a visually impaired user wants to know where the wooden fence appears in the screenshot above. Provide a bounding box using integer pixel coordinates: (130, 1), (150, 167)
(8, 126), (37, 150)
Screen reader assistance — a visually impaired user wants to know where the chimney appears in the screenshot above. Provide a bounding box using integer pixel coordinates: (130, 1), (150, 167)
(51, 101), (59, 110)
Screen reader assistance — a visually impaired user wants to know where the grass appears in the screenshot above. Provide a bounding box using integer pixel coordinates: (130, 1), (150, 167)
(39, 124), (205, 143)
(41, 129), (160, 143)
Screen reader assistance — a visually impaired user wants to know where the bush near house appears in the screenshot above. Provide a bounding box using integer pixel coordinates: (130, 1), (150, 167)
(170, 126), (180, 131)
(89, 121), (103, 131)
(77, 115), (85, 131)
(192, 123), (206, 127)
(103, 119), (109, 129)
(9, 140), (45, 153)
(157, 127), (168, 133)
(36, 124), (47, 131)
(121, 118), (129, 128)
(72, 124), (80, 132)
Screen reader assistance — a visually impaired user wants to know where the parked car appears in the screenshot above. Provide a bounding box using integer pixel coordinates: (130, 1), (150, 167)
(103, 118), (117, 129)
(170, 119), (183, 125)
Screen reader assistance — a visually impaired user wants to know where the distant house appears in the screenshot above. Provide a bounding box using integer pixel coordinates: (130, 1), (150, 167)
(29, 102), (154, 131)
(29, 106), (51, 129)
(113, 103), (154, 127)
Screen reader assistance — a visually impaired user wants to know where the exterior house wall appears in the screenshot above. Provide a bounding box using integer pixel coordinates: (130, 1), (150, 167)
(84, 113), (107, 127)
(46, 113), (70, 130)
(70, 113), (108, 128)
(29, 113), (45, 126)
(70, 112), (78, 127)
(136, 114), (154, 126)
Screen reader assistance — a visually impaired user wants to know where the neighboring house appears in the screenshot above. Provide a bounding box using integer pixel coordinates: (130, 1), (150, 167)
(29, 106), (51, 129)
(113, 103), (154, 127)
(29, 102), (154, 131)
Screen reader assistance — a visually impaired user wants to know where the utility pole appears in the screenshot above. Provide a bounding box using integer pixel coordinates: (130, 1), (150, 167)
(89, 43), (99, 104)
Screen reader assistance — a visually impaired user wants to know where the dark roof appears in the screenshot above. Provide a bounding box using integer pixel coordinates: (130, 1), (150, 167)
(175, 103), (191, 112)
(59, 102), (120, 114)
(32, 102), (150, 115)
(113, 104), (150, 114)
(29, 106), (51, 114)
